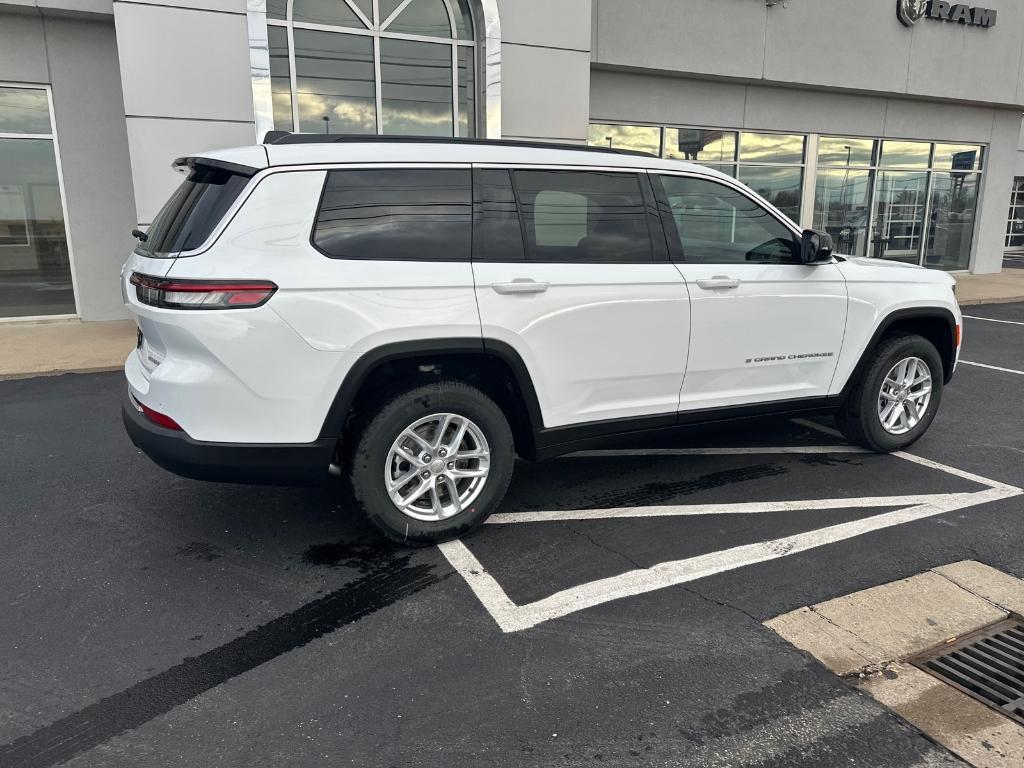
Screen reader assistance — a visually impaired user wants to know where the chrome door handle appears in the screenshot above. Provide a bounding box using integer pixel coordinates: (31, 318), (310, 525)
(492, 280), (549, 295)
(696, 276), (740, 290)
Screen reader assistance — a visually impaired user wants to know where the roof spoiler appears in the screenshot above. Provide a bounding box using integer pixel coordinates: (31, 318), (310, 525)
(171, 156), (259, 177)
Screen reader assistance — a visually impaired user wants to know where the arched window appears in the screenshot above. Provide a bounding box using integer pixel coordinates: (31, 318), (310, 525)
(265, 0), (477, 137)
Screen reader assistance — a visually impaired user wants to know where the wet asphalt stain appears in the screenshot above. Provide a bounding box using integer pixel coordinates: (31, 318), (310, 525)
(301, 538), (387, 573)
(0, 545), (439, 768)
(564, 463), (788, 510)
(175, 542), (225, 562)
(798, 454), (864, 468)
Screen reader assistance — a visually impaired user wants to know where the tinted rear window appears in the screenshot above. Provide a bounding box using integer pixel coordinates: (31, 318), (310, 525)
(313, 168), (472, 261)
(136, 165), (250, 257)
(513, 170), (654, 263)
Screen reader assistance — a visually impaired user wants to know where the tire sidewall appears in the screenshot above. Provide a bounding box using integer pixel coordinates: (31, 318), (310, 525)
(858, 336), (944, 451)
(351, 383), (514, 544)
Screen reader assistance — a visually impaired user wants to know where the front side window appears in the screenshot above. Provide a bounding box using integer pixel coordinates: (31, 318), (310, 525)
(657, 175), (799, 264)
(313, 168), (471, 260)
(513, 170), (653, 263)
(267, 0), (476, 137)
(137, 165), (251, 257)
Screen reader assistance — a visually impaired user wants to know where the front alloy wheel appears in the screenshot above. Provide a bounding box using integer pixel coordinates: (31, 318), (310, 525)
(876, 356), (932, 435)
(385, 413), (490, 521)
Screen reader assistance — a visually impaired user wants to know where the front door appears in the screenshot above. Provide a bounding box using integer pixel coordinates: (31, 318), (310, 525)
(653, 172), (848, 412)
(472, 167), (690, 429)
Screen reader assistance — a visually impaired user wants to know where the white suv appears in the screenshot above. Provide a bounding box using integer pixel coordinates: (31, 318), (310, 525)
(122, 136), (961, 543)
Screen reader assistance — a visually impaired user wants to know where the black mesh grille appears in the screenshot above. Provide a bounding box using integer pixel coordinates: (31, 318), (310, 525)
(913, 620), (1024, 726)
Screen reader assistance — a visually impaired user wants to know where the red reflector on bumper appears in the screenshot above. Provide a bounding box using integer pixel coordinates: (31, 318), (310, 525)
(139, 402), (183, 431)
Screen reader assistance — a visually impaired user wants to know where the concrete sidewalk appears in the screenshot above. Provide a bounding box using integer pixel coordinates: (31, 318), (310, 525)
(1, 269), (1022, 380)
(0, 319), (135, 380)
(955, 270), (1024, 305)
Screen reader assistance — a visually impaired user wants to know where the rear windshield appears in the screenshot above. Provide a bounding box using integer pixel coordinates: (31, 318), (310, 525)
(136, 165), (251, 257)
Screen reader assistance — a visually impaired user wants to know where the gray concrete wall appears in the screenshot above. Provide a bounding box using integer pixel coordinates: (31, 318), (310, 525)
(112, 0), (256, 225)
(0, 8), (137, 320)
(592, 0), (1024, 109)
(496, 0), (592, 143)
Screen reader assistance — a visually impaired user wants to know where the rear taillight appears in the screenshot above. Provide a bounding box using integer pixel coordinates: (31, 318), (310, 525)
(130, 273), (277, 310)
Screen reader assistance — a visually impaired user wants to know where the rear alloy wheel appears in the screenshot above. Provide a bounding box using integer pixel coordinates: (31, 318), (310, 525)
(385, 413), (491, 522)
(350, 380), (514, 544)
(838, 333), (944, 452)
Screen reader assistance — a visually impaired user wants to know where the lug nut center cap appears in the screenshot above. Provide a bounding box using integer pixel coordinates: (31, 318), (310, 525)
(429, 459), (446, 474)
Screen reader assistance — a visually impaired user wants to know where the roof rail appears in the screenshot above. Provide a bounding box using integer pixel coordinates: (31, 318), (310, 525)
(260, 131), (656, 158)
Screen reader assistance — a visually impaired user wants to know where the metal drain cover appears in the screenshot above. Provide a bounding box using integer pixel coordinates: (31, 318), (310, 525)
(912, 619), (1024, 726)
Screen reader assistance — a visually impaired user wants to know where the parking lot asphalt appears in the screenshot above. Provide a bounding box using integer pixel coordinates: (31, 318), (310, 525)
(2, 304), (1022, 768)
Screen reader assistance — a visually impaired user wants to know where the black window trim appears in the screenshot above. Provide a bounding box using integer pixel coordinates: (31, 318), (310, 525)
(650, 169), (804, 265)
(310, 164), (475, 263)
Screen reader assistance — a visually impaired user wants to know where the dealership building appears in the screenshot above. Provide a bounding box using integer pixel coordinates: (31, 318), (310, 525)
(1, 0), (1022, 322)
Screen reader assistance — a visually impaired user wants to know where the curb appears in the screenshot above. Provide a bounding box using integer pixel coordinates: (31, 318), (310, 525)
(0, 365), (124, 382)
(958, 295), (1024, 306)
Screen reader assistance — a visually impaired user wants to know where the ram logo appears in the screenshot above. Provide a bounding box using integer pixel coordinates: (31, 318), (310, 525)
(897, 0), (929, 26)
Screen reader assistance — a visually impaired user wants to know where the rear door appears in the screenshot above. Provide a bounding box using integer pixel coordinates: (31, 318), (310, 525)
(471, 166), (690, 429)
(652, 172), (848, 411)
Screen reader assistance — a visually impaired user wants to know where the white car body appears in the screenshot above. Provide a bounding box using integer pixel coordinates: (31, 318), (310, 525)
(122, 138), (961, 486)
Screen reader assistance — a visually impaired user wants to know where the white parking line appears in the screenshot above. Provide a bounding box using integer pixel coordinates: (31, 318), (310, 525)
(485, 494), (976, 525)
(959, 360), (1024, 376)
(440, 440), (1024, 633)
(963, 315), (1024, 326)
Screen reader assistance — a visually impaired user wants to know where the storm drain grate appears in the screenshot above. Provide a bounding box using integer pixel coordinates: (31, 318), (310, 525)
(912, 619), (1024, 726)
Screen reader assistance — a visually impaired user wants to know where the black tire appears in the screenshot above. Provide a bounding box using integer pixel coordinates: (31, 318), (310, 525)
(349, 379), (514, 545)
(837, 333), (944, 452)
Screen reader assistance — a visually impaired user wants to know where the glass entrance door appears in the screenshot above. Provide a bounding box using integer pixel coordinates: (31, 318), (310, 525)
(871, 171), (928, 264)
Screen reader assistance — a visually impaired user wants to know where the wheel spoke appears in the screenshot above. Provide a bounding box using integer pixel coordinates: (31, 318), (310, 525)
(401, 429), (433, 453)
(446, 418), (469, 453)
(879, 400), (898, 424)
(897, 404), (910, 430)
(442, 477), (461, 515)
(455, 448), (489, 460)
(908, 385), (931, 400)
(387, 467), (421, 492)
(393, 444), (424, 467)
(449, 466), (488, 479)
(398, 478), (432, 507)
(429, 485), (444, 518)
(433, 414), (454, 449)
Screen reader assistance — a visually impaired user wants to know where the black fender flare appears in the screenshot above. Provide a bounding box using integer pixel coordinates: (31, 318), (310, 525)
(318, 337), (545, 442)
(838, 306), (959, 399)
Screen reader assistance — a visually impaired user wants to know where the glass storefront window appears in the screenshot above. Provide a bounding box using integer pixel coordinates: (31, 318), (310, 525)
(380, 38), (453, 135)
(818, 137), (875, 167)
(814, 169), (874, 256)
(663, 128), (736, 163)
(879, 140), (931, 169)
(293, 29), (376, 134)
(268, 0), (477, 136)
(872, 171), (929, 263)
(0, 87), (52, 134)
(933, 144), (983, 172)
(737, 165), (803, 223)
(1006, 177), (1024, 251)
(587, 124), (661, 156)
(925, 172), (979, 270)
(0, 87), (75, 318)
(739, 133), (805, 165)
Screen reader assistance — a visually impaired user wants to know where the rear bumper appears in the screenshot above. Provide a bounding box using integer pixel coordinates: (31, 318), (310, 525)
(122, 391), (335, 486)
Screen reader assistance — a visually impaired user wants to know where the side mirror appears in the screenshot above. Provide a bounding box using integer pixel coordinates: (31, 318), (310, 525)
(800, 229), (834, 264)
